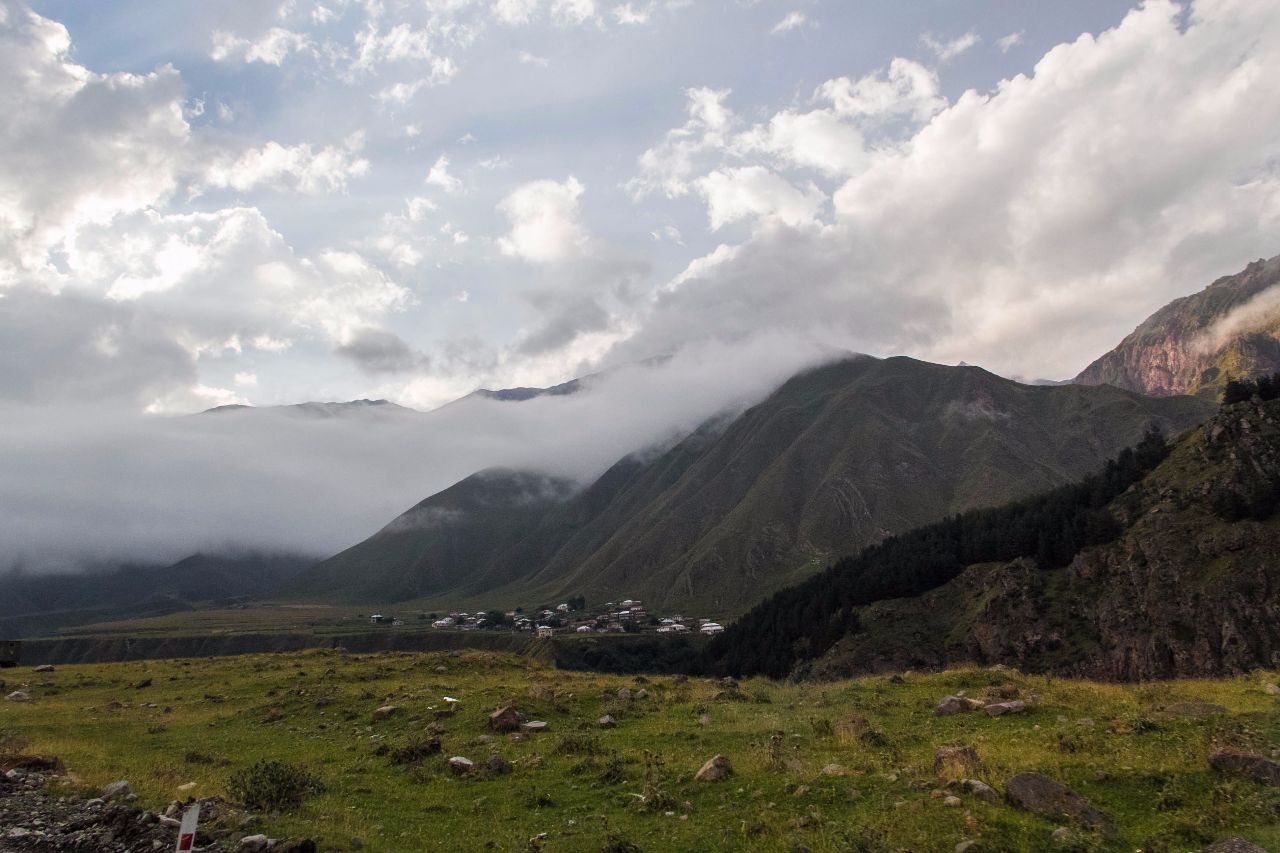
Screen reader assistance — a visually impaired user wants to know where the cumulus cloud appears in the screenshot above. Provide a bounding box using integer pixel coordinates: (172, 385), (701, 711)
(424, 154), (463, 192)
(626, 87), (734, 199)
(498, 176), (588, 262)
(614, 0), (1280, 380)
(696, 167), (826, 229)
(201, 135), (370, 194)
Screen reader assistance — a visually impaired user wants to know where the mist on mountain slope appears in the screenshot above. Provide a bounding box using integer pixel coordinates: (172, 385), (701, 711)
(0, 335), (839, 573)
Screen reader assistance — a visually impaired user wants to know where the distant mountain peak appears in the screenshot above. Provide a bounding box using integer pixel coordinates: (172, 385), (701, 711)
(1075, 254), (1280, 397)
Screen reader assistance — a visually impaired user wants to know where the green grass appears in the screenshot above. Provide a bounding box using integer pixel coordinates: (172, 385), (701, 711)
(3, 651), (1279, 852)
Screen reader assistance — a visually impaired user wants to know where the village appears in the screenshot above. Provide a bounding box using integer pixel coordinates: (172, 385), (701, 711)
(365, 598), (725, 637)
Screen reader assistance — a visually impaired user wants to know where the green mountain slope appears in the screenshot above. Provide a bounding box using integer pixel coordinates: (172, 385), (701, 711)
(718, 383), (1280, 681)
(302, 356), (1212, 615)
(0, 553), (314, 639)
(1075, 254), (1280, 397)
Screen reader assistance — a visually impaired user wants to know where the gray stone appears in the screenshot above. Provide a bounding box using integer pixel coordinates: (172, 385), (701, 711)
(598, 714), (617, 728)
(5, 690), (31, 702)
(448, 756), (474, 775)
(488, 705), (520, 732)
(984, 700), (1027, 717)
(33, 665), (54, 673)
(935, 745), (981, 780)
(695, 754), (733, 782)
(1005, 772), (1114, 835)
(521, 720), (548, 733)
(237, 834), (270, 852)
(101, 780), (131, 800)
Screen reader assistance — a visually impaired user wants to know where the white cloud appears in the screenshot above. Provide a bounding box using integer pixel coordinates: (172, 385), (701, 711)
(201, 135), (371, 194)
(771, 11), (808, 35)
(696, 166), (826, 230)
(998, 31), (1024, 52)
(518, 50), (550, 66)
(498, 176), (588, 263)
(920, 30), (979, 61)
(211, 27), (310, 65)
(425, 154), (463, 192)
(613, 3), (651, 25)
(612, 0), (1280, 382)
(234, 371), (259, 387)
(627, 87), (734, 199)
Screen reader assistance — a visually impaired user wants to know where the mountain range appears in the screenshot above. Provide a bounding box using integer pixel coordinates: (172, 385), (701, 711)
(301, 356), (1210, 615)
(709, 376), (1280, 680)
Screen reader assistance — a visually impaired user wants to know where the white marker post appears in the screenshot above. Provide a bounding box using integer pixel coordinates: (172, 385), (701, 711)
(175, 803), (200, 852)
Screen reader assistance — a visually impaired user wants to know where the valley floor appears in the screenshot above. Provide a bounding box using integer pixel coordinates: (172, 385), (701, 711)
(1, 650), (1277, 852)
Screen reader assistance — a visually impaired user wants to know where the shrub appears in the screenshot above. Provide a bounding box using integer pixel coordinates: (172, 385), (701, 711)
(228, 759), (324, 811)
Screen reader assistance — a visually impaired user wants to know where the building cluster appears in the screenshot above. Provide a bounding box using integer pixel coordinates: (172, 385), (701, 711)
(364, 599), (726, 637)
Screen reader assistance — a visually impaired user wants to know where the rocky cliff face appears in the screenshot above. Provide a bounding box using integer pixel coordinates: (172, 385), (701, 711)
(807, 396), (1280, 681)
(1075, 255), (1280, 397)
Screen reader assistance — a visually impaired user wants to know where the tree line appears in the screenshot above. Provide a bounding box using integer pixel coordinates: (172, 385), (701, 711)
(702, 427), (1171, 679)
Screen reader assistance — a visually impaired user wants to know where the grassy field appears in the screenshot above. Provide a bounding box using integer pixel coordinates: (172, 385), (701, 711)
(2, 650), (1278, 852)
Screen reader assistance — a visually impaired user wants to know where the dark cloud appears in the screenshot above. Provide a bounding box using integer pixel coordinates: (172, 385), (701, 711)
(334, 326), (431, 375)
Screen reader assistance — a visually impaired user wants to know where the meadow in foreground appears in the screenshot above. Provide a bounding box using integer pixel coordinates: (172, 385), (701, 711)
(2, 649), (1278, 852)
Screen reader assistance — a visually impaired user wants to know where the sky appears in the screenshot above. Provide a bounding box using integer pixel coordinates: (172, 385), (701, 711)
(2, 0), (1279, 569)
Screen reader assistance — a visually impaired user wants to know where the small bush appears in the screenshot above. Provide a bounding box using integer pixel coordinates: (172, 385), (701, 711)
(228, 759), (324, 811)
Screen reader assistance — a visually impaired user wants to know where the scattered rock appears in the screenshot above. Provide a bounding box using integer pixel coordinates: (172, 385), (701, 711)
(485, 754), (513, 776)
(101, 780), (132, 800)
(238, 834), (270, 852)
(4, 691), (30, 702)
(389, 737), (441, 765)
(448, 756), (474, 776)
(1005, 772), (1114, 835)
(371, 705), (399, 722)
(955, 778), (997, 803)
(489, 705), (520, 732)
(936, 696), (984, 716)
(695, 754), (733, 782)
(635, 689), (649, 700)
(984, 700), (1027, 717)
(598, 714), (617, 728)
(521, 721), (548, 733)
(177, 781), (196, 792)
(943, 795), (963, 808)
(1050, 827), (1072, 843)
(616, 687), (632, 700)
(1263, 683), (1280, 697)
(33, 665), (54, 673)
(1209, 749), (1280, 786)
(133, 678), (153, 690)
(935, 745), (981, 780)
(526, 684), (554, 701)
(1202, 838), (1268, 852)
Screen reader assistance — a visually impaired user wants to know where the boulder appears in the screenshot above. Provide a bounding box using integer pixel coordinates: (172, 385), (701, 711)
(1209, 749), (1280, 786)
(485, 754), (513, 776)
(33, 665), (54, 673)
(1263, 683), (1280, 697)
(371, 705), (399, 722)
(934, 745), (981, 780)
(448, 756), (474, 775)
(237, 834), (271, 852)
(616, 687), (632, 700)
(521, 720), (548, 733)
(635, 689), (649, 700)
(101, 780), (132, 800)
(695, 754), (733, 782)
(943, 795), (962, 808)
(1202, 838), (1268, 852)
(1005, 772), (1114, 835)
(598, 714), (617, 728)
(488, 705), (520, 732)
(5, 690), (31, 702)
(984, 700), (1027, 717)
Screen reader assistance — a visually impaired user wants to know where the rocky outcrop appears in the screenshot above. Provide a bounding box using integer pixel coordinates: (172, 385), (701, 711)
(1075, 255), (1280, 397)
(806, 397), (1280, 681)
